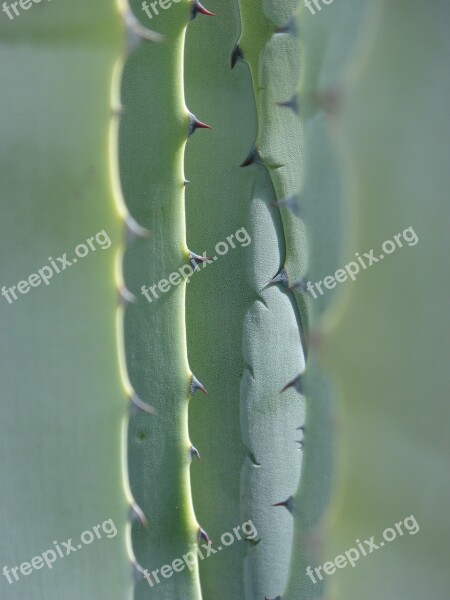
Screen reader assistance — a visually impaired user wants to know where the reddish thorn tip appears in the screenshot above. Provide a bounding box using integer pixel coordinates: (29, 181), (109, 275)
(190, 375), (208, 396)
(189, 113), (212, 136)
(196, 120), (212, 130)
(192, 1), (215, 18)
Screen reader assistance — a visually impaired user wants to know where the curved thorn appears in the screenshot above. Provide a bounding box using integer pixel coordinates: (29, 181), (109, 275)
(123, 8), (165, 43)
(189, 250), (212, 263)
(129, 502), (149, 528)
(190, 446), (201, 461)
(272, 193), (301, 216)
(245, 536), (261, 546)
(192, 0), (216, 19)
(184, 179), (191, 187)
(189, 251), (213, 271)
(119, 285), (137, 306)
(125, 213), (150, 239)
(130, 392), (156, 415)
(131, 557), (146, 582)
(272, 496), (293, 513)
(198, 527), (211, 544)
(231, 44), (244, 68)
(281, 374), (303, 395)
(277, 94), (299, 115)
(246, 447), (262, 467)
(188, 112), (212, 136)
(240, 146), (261, 168)
(264, 267), (289, 290)
(275, 15), (297, 35)
(190, 375), (208, 397)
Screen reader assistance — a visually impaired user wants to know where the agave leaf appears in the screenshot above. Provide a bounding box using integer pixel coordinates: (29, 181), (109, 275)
(322, 1), (450, 598)
(0, 2), (130, 599)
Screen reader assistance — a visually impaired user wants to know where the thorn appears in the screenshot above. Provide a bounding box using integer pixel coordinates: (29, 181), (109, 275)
(296, 440), (304, 450)
(190, 446), (201, 461)
(192, 0), (216, 19)
(297, 425), (305, 432)
(189, 250), (213, 270)
(188, 112), (212, 136)
(122, 8), (165, 43)
(130, 393), (156, 415)
(265, 268), (289, 289)
(240, 146), (261, 168)
(131, 557), (146, 582)
(276, 15), (297, 35)
(272, 496), (293, 513)
(184, 179), (191, 187)
(198, 527), (211, 544)
(287, 278), (307, 293)
(281, 374), (303, 395)
(277, 94), (299, 115)
(231, 44), (244, 68)
(190, 375), (208, 396)
(118, 286), (137, 306)
(129, 502), (148, 528)
(125, 213), (150, 240)
(247, 448), (262, 467)
(272, 194), (301, 216)
(111, 104), (125, 117)
(245, 536), (261, 546)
